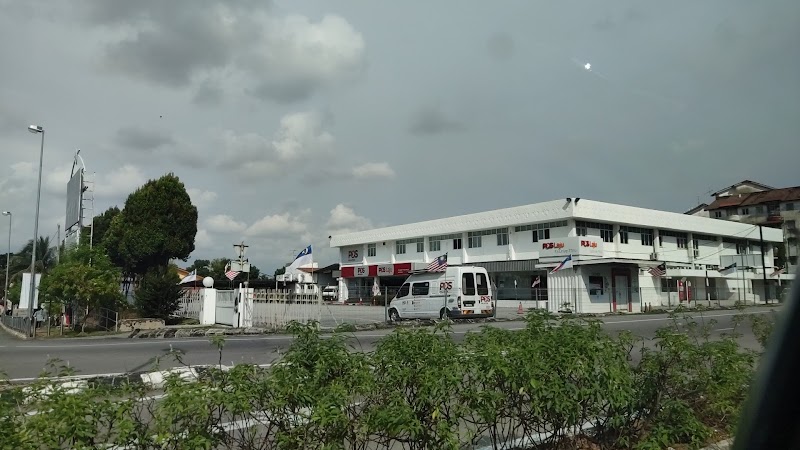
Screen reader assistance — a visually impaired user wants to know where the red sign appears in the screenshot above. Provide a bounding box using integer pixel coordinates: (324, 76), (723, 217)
(340, 262), (413, 278)
(542, 242), (566, 250)
(580, 240), (598, 248)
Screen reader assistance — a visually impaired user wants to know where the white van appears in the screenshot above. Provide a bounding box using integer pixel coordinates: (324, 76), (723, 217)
(322, 285), (338, 302)
(387, 266), (494, 321)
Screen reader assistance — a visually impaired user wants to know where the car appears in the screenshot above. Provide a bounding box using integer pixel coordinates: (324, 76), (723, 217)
(321, 285), (338, 302)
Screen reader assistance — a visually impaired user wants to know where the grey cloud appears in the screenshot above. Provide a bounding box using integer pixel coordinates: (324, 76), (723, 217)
(115, 127), (174, 151)
(248, 79), (318, 104)
(408, 106), (465, 135)
(486, 32), (514, 61)
(193, 79), (225, 106)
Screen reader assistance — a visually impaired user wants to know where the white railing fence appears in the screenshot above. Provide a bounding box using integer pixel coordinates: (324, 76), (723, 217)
(251, 289), (322, 329)
(177, 288), (203, 320)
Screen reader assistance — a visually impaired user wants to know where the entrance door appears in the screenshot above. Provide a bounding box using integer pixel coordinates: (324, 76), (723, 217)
(611, 269), (632, 312)
(215, 290), (236, 326)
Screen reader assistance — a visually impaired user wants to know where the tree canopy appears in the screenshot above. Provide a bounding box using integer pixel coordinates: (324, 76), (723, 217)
(104, 173), (197, 275)
(38, 244), (123, 317)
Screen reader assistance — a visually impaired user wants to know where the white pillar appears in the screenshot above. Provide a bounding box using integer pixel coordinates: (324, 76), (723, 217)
(238, 288), (253, 328)
(200, 288), (216, 325)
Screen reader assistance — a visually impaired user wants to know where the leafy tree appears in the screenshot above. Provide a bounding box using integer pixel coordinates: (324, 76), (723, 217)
(38, 244), (123, 332)
(134, 266), (184, 319)
(274, 266), (286, 277)
(81, 206), (120, 247)
(104, 174), (197, 275)
(11, 236), (56, 276)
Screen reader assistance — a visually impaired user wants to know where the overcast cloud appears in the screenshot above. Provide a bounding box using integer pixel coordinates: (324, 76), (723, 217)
(0, 0), (798, 272)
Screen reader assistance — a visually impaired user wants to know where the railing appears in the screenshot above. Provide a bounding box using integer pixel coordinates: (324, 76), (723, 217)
(251, 289), (321, 328)
(177, 288), (203, 320)
(1, 315), (31, 335)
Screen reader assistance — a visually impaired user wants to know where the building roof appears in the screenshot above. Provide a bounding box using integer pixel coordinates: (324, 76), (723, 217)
(707, 186), (800, 210)
(711, 180), (775, 196)
(684, 203), (708, 215)
(329, 198), (783, 247)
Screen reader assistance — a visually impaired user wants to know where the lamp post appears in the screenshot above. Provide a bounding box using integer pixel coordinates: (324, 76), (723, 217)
(27, 125), (44, 337)
(2, 211), (10, 313)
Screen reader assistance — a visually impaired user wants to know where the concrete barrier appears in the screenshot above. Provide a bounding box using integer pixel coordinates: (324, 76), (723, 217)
(118, 318), (165, 332)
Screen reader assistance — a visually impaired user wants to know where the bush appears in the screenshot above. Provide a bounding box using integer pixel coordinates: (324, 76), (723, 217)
(134, 265), (184, 319)
(0, 310), (771, 449)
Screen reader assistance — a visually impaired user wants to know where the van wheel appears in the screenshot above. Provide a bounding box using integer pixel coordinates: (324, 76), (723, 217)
(388, 309), (400, 323)
(439, 308), (449, 320)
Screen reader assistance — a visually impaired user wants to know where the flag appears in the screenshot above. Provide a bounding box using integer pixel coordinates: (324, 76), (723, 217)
(224, 262), (239, 281)
(178, 269), (198, 284)
(720, 262), (737, 274)
(426, 253), (448, 272)
(550, 255), (573, 274)
(771, 267), (785, 277)
(286, 245), (313, 273)
(372, 282), (381, 297)
(531, 276), (541, 288)
(647, 263), (666, 277)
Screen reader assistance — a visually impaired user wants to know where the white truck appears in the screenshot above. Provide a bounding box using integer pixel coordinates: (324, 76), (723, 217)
(387, 266), (494, 321)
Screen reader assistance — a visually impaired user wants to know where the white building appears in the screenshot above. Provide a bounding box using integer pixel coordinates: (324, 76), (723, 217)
(330, 198), (793, 313)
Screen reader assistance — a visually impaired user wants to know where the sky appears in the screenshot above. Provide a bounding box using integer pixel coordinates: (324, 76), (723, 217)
(0, 0), (798, 273)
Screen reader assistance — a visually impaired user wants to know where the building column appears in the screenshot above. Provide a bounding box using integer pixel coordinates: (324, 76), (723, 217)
(653, 229), (660, 257)
(687, 232), (695, 264)
(613, 224), (620, 253)
(461, 232), (468, 263)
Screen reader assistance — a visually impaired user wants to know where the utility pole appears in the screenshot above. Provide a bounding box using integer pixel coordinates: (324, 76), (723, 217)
(759, 225), (769, 303)
(56, 224), (60, 265)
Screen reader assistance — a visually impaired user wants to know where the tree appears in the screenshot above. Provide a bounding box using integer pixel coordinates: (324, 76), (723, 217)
(104, 174), (197, 275)
(134, 266), (184, 319)
(274, 266), (286, 277)
(38, 244), (123, 332)
(12, 236), (56, 275)
(81, 206), (120, 247)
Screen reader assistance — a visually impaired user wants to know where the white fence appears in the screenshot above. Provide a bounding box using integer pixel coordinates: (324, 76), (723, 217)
(251, 289), (321, 329)
(177, 289), (203, 320)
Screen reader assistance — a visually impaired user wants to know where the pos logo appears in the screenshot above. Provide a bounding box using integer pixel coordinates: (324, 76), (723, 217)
(439, 281), (453, 291)
(347, 249), (359, 260)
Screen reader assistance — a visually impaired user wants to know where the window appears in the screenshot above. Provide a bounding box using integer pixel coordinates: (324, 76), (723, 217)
(496, 228), (509, 245)
(397, 284), (410, 298)
(619, 228), (629, 244)
(659, 235), (663, 246)
(787, 220), (797, 230)
(693, 239), (699, 250)
(476, 273), (489, 295)
(367, 243), (376, 257)
(532, 228), (550, 242)
(660, 278), (678, 293)
(468, 233), (482, 248)
(588, 276), (604, 295)
(677, 237), (687, 249)
(396, 238), (423, 254)
(787, 202), (795, 211)
(462, 273), (476, 295)
(429, 239), (441, 252)
(714, 210), (723, 218)
(736, 242), (748, 255)
(453, 238), (462, 250)
(641, 231), (654, 246)
(576, 225), (587, 236)
(741, 208), (750, 215)
(755, 206), (764, 214)
(411, 282), (429, 296)
(599, 224), (613, 243)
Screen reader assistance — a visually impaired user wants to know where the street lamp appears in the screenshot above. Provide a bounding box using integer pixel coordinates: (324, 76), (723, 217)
(2, 211), (10, 313)
(27, 125), (44, 337)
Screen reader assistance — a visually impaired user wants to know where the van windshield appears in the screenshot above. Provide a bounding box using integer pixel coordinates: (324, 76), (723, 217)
(397, 284), (410, 298)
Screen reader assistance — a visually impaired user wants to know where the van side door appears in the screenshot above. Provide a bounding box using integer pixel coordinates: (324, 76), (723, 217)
(461, 271), (478, 313)
(476, 271), (493, 313)
(411, 281), (431, 318)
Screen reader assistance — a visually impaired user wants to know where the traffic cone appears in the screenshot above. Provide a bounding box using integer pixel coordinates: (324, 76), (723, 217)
(517, 302), (524, 315)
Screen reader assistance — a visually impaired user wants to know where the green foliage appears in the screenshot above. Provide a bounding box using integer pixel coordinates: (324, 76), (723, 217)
(104, 173), (197, 274)
(0, 310), (774, 449)
(83, 205), (120, 247)
(38, 244), (123, 316)
(134, 265), (184, 319)
(187, 257), (264, 282)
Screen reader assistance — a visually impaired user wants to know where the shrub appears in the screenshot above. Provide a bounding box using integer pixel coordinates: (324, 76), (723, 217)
(134, 265), (184, 319)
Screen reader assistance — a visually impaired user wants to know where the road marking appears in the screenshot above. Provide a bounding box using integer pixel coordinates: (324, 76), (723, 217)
(14, 335), (295, 349)
(602, 310), (775, 325)
(715, 327), (735, 332)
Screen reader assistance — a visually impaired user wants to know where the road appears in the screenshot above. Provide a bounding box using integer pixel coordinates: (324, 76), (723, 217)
(0, 307), (778, 380)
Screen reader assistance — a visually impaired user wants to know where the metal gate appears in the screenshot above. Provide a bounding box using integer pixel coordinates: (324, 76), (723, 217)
(215, 290), (236, 326)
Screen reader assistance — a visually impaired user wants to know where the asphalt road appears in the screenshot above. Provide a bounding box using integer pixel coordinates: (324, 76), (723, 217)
(0, 307), (779, 380)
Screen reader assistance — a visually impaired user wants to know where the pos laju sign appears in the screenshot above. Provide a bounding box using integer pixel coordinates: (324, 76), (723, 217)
(538, 236), (603, 258)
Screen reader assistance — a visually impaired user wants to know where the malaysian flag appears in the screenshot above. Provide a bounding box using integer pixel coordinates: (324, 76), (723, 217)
(426, 253), (448, 272)
(224, 262), (240, 281)
(648, 262), (667, 277)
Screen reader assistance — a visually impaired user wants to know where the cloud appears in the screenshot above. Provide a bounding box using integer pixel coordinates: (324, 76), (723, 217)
(408, 106), (465, 135)
(351, 162), (396, 180)
(326, 204), (373, 235)
(194, 229), (213, 249)
(114, 126), (174, 151)
(219, 111), (335, 180)
(486, 32), (514, 61)
(81, 2), (365, 103)
(192, 78), (225, 106)
(95, 165), (147, 199)
(245, 212), (309, 238)
(205, 214), (246, 233)
(187, 188), (218, 209)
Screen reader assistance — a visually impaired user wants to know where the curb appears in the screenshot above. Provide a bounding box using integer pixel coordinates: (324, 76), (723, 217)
(0, 319), (28, 340)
